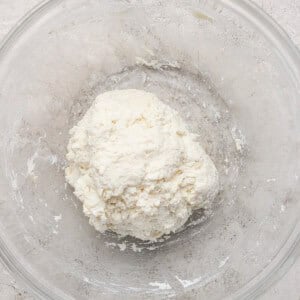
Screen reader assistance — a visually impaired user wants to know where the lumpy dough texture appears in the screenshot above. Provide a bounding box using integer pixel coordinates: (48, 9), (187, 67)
(65, 89), (219, 241)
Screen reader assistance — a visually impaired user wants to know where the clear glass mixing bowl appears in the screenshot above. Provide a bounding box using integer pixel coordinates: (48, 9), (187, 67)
(0, 0), (299, 299)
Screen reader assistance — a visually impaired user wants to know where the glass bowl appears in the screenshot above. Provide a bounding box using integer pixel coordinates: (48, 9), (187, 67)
(0, 0), (299, 299)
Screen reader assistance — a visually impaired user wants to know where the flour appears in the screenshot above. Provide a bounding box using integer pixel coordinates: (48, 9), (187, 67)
(65, 89), (219, 241)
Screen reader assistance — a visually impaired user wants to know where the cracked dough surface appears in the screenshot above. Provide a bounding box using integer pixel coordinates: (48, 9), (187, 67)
(65, 89), (218, 241)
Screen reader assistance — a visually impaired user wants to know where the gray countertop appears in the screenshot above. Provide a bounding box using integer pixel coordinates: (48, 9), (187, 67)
(0, 0), (299, 299)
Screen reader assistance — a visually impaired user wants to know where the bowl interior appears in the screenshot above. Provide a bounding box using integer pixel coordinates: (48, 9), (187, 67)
(0, 0), (299, 299)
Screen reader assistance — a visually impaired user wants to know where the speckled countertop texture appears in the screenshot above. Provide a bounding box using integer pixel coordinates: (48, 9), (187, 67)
(0, 0), (299, 299)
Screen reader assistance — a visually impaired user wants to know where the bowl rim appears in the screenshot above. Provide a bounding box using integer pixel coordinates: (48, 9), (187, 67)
(0, 0), (299, 299)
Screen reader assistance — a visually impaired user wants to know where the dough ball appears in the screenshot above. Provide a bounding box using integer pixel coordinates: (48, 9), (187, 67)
(65, 89), (218, 241)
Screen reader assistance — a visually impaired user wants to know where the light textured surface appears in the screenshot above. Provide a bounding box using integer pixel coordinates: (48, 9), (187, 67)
(0, 0), (299, 299)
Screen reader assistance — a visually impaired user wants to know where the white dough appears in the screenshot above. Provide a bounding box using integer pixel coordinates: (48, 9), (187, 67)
(65, 89), (218, 241)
